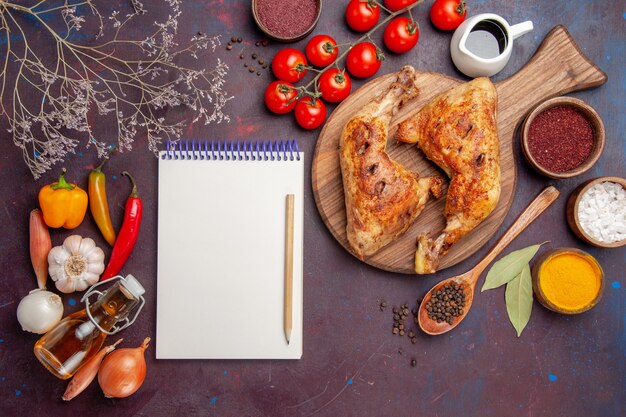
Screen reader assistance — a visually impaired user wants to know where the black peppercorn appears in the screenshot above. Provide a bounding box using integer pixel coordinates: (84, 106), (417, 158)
(425, 282), (466, 324)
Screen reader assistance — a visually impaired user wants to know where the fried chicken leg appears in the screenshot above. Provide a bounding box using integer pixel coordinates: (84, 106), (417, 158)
(340, 66), (443, 259)
(397, 77), (501, 274)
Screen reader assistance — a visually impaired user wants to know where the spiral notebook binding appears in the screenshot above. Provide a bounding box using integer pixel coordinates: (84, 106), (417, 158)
(162, 139), (301, 161)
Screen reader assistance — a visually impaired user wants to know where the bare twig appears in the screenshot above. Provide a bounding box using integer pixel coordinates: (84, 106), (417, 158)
(0, 0), (232, 178)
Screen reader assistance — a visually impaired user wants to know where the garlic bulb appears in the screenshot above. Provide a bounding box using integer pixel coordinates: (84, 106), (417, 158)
(48, 235), (105, 293)
(17, 289), (63, 334)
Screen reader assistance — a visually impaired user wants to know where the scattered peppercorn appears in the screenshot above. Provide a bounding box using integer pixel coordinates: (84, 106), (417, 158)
(226, 43), (233, 51)
(231, 36), (238, 43)
(411, 359), (417, 367)
(255, 40), (262, 47)
(258, 59), (265, 65)
(425, 282), (466, 325)
(239, 53), (245, 59)
(262, 64), (268, 69)
(252, 53), (258, 59)
(243, 63), (248, 67)
(249, 67), (255, 73)
(257, 71), (261, 76)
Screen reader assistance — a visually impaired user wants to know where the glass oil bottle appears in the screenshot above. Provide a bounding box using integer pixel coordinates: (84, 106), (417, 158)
(34, 275), (145, 379)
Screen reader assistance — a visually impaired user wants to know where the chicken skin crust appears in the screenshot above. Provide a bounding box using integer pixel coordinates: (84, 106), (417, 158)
(397, 77), (501, 274)
(341, 66), (443, 260)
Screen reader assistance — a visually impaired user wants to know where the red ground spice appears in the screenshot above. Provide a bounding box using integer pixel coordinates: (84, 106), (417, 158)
(256, 0), (318, 39)
(527, 106), (594, 173)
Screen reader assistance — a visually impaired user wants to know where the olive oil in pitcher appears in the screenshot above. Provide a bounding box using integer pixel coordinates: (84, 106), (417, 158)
(34, 275), (145, 379)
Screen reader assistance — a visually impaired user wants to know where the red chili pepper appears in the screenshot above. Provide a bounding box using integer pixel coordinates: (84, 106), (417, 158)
(101, 171), (142, 280)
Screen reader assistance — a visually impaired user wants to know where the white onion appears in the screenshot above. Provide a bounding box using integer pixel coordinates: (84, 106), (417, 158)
(16, 289), (63, 334)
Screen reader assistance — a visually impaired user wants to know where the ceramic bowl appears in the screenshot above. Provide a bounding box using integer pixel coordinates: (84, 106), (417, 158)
(531, 248), (605, 315)
(566, 176), (626, 248)
(521, 96), (605, 179)
(251, 0), (322, 43)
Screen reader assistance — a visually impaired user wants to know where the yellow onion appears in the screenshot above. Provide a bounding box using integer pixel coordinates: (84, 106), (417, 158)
(98, 337), (150, 398)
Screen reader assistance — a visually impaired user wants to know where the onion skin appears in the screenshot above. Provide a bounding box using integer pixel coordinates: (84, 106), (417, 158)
(62, 339), (123, 401)
(30, 209), (52, 290)
(16, 289), (63, 334)
(98, 337), (150, 398)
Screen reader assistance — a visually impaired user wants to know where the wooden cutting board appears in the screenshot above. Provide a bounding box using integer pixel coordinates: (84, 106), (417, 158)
(312, 26), (607, 274)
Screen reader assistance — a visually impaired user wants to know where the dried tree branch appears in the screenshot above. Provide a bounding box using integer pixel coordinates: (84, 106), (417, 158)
(0, 0), (232, 178)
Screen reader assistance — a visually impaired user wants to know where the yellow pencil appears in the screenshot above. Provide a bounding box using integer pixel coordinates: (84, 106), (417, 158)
(284, 194), (295, 345)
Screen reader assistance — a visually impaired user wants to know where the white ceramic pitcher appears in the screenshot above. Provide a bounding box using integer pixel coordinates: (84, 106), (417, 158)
(450, 13), (533, 78)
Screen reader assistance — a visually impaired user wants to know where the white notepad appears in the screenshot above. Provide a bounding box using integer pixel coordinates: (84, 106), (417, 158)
(156, 140), (304, 359)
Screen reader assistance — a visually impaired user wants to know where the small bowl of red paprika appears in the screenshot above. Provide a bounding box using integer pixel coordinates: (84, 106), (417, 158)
(521, 96), (605, 179)
(252, 0), (322, 42)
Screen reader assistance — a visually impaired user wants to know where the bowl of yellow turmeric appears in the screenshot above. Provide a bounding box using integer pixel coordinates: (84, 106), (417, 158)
(531, 248), (604, 314)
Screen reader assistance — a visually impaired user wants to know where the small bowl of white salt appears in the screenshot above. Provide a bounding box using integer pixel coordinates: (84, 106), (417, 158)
(567, 176), (626, 248)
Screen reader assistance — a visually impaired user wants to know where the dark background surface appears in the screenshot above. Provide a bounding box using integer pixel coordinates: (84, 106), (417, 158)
(1, 1), (624, 416)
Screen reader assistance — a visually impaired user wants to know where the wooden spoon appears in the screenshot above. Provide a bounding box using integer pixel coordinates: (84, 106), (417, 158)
(418, 186), (560, 335)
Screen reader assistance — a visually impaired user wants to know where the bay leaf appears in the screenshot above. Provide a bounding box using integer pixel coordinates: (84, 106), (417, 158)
(481, 243), (546, 292)
(505, 264), (533, 337)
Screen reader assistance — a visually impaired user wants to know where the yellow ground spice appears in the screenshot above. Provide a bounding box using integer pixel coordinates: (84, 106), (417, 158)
(539, 252), (601, 311)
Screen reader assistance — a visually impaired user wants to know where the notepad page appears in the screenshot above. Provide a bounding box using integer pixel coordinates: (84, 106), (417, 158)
(156, 154), (304, 359)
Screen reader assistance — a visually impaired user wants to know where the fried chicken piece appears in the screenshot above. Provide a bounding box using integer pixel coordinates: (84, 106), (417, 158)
(340, 66), (443, 259)
(397, 77), (501, 274)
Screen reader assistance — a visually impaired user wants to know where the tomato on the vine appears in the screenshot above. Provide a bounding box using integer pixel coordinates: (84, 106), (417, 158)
(383, 0), (418, 12)
(294, 97), (327, 130)
(318, 69), (352, 103)
(271, 48), (308, 83)
(383, 17), (419, 54)
(430, 0), (467, 31)
(305, 34), (338, 68)
(345, 0), (380, 32)
(264, 81), (297, 114)
(345, 42), (383, 79)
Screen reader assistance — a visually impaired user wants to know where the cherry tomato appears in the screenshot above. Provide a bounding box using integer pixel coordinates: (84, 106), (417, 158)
(383, 17), (419, 54)
(345, 42), (383, 79)
(383, 0), (418, 12)
(430, 0), (467, 31)
(271, 48), (308, 83)
(294, 97), (327, 130)
(305, 34), (338, 68)
(345, 0), (380, 32)
(264, 81), (298, 114)
(318, 69), (352, 103)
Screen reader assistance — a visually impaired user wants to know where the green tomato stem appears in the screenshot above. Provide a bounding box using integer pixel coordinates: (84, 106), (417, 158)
(302, 0), (424, 94)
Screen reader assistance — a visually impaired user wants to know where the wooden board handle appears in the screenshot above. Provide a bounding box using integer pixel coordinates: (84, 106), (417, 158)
(496, 25), (608, 123)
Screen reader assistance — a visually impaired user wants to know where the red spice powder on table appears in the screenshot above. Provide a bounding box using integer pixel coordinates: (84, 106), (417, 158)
(256, 0), (318, 39)
(527, 106), (594, 173)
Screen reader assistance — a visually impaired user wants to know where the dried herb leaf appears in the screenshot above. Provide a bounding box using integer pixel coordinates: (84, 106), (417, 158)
(505, 265), (533, 337)
(481, 243), (545, 292)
